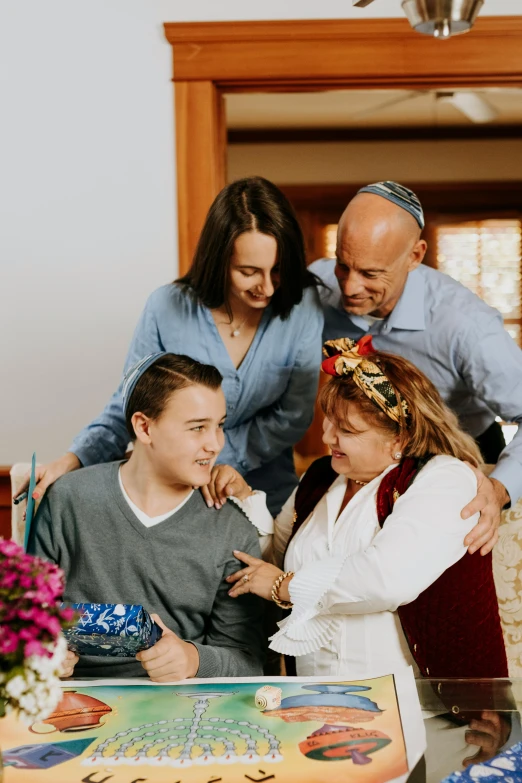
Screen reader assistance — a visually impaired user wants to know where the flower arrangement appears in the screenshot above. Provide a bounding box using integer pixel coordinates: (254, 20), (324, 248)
(0, 539), (73, 723)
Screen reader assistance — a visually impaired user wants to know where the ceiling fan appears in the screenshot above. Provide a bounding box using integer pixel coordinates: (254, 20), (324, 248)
(353, 0), (484, 39)
(349, 89), (500, 124)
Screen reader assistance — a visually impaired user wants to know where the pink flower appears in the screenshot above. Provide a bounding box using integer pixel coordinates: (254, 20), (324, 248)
(36, 614), (61, 636)
(17, 607), (37, 621)
(0, 628), (19, 654)
(24, 640), (48, 658)
(18, 628), (37, 641)
(0, 571), (17, 589)
(0, 540), (23, 557)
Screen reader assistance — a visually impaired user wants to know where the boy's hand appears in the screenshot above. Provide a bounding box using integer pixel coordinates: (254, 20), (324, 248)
(60, 650), (79, 679)
(136, 615), (199, 682)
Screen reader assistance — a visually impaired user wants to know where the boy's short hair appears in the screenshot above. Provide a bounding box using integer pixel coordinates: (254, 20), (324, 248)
(124, 354), (223, 439)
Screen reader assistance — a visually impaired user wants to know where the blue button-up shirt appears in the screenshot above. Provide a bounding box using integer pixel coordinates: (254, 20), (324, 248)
(310, 258), (522, 503)
(70, 283), (324, 515)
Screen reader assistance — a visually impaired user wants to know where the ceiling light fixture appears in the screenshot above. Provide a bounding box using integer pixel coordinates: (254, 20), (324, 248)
(353, 0), (484, 39)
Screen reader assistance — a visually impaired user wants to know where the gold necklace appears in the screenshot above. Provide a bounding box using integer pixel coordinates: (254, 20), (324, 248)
(353, 479), (368, 486)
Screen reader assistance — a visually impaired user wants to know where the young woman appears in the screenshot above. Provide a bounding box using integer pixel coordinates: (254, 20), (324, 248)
(24, 177), (324, 515)
(215, 337), (507, 680)
(29, 352), (265, 681)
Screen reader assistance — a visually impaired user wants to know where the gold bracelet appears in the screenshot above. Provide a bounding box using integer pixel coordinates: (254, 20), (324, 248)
(271, 571), (295, 609)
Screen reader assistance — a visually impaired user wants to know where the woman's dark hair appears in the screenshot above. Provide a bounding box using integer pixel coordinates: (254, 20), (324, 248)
(125, 354), (222, 439)
(177, 176), (318, 319)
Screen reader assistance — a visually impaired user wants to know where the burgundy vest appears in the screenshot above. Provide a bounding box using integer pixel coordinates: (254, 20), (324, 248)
(287, 455), (507, 680)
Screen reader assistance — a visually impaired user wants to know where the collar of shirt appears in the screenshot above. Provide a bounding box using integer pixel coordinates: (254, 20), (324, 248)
(343, 268), (426, 334)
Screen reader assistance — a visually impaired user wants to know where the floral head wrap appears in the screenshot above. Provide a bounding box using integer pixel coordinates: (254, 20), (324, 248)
(322, 335), (410, 426)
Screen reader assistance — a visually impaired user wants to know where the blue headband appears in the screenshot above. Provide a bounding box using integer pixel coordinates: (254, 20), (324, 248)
(122, 352), (166, 415)
(357, 181), (425, 230)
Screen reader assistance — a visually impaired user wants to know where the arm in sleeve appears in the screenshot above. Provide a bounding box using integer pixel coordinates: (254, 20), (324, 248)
(27, 495), (59, 564)
(69, 292), (164, 466)
(231, 487), (298, 566)
(270, 460), (478, 655)
(457, 313), (522, 502)
(220, 293), (324, 474)
(191, 524), (266, 678)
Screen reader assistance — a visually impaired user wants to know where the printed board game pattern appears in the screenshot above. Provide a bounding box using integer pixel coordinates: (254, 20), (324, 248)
(83, 690), (282, 767)
(2, 675), (409, 783)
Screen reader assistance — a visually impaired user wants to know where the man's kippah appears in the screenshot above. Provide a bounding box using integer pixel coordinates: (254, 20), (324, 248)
(357, 181), (425, 230)
(122, 352), (166, 415)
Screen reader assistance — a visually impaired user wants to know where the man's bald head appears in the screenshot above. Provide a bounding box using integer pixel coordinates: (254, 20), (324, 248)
(334, 192), (427, 318)
(339, 192), (421, 249)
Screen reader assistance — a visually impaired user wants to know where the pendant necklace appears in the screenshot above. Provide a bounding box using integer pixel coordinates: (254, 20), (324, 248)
(230, 316), (249, 338)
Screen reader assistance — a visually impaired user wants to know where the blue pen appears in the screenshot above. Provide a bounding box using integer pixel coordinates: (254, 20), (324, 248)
(13, 491), (28, 505)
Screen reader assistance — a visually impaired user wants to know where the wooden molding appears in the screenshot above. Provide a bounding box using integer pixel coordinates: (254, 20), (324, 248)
(279, 181), (522, 214)
(164, 16), (522, 272)
(0, 467), (12, 540)
(165, 17), (522, 88)
(164, 16), (522, 45)
(228, 124), (522, 145)
(174, 81), (226, 274)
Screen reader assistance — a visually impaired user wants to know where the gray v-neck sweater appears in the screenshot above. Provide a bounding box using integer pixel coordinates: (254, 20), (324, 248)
(29, 461), (265, 679)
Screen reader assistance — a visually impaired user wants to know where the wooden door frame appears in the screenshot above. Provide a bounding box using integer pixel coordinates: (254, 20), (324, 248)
(164, 16), (522, 274)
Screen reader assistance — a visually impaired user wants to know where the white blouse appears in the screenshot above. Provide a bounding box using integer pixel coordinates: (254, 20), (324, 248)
(236, 455), (478, 679)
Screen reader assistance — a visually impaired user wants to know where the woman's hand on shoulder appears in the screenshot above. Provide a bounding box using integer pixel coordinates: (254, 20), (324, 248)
(200, 465), (253, 509)
(13, 452), (81, 503)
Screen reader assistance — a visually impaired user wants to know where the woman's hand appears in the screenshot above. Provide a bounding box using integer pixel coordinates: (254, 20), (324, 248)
(226, 550), (287, 601)
(59, 650), (79, 679)
(201, 465), (253, 509)
(13, 453), (81, 502)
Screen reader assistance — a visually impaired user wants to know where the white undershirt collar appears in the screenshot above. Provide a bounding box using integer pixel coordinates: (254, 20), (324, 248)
(118, 468), (194, 528)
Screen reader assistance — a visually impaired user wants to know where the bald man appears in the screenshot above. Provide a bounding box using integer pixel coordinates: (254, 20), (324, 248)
(310, 181), (522, 555)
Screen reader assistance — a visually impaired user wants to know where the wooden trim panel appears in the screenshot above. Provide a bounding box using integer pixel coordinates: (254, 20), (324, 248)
(228, 125), (522, 144)
(174, 81), (226, 274)
(164, 17), (522, 44)
(280, 182), (522, 214)
(0, 467), (12, 540)
(164, 16), (522, 273)
(165, 17), (522, 87)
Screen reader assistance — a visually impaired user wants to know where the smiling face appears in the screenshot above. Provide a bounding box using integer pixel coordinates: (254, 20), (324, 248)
(132, 384), (226, 488)
(228, 230), (280, 312)
(335, 194), (427, 318)
(322, 400), (401, 484)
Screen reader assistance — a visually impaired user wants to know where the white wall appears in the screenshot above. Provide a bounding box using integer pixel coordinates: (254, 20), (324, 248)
(0, 0), (520, 464)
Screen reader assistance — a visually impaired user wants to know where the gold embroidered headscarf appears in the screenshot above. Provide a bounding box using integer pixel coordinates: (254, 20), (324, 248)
(321, 335), (410, 426)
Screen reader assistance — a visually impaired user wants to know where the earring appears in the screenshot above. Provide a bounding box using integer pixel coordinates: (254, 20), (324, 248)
(394, 452), (402, 460)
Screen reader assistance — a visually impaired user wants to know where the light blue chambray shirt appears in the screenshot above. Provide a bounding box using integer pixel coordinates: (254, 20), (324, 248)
(70, 283), (324, 515)
(310, 258), (522, 503)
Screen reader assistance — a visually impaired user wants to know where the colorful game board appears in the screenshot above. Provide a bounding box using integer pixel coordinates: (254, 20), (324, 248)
(1, 673), (424, 783)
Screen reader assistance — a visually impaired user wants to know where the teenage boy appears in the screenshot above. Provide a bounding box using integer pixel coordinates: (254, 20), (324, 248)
(29, 353), (265, 681)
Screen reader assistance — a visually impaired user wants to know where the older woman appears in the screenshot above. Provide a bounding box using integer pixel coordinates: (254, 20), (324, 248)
(220, 336), (507, 681)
